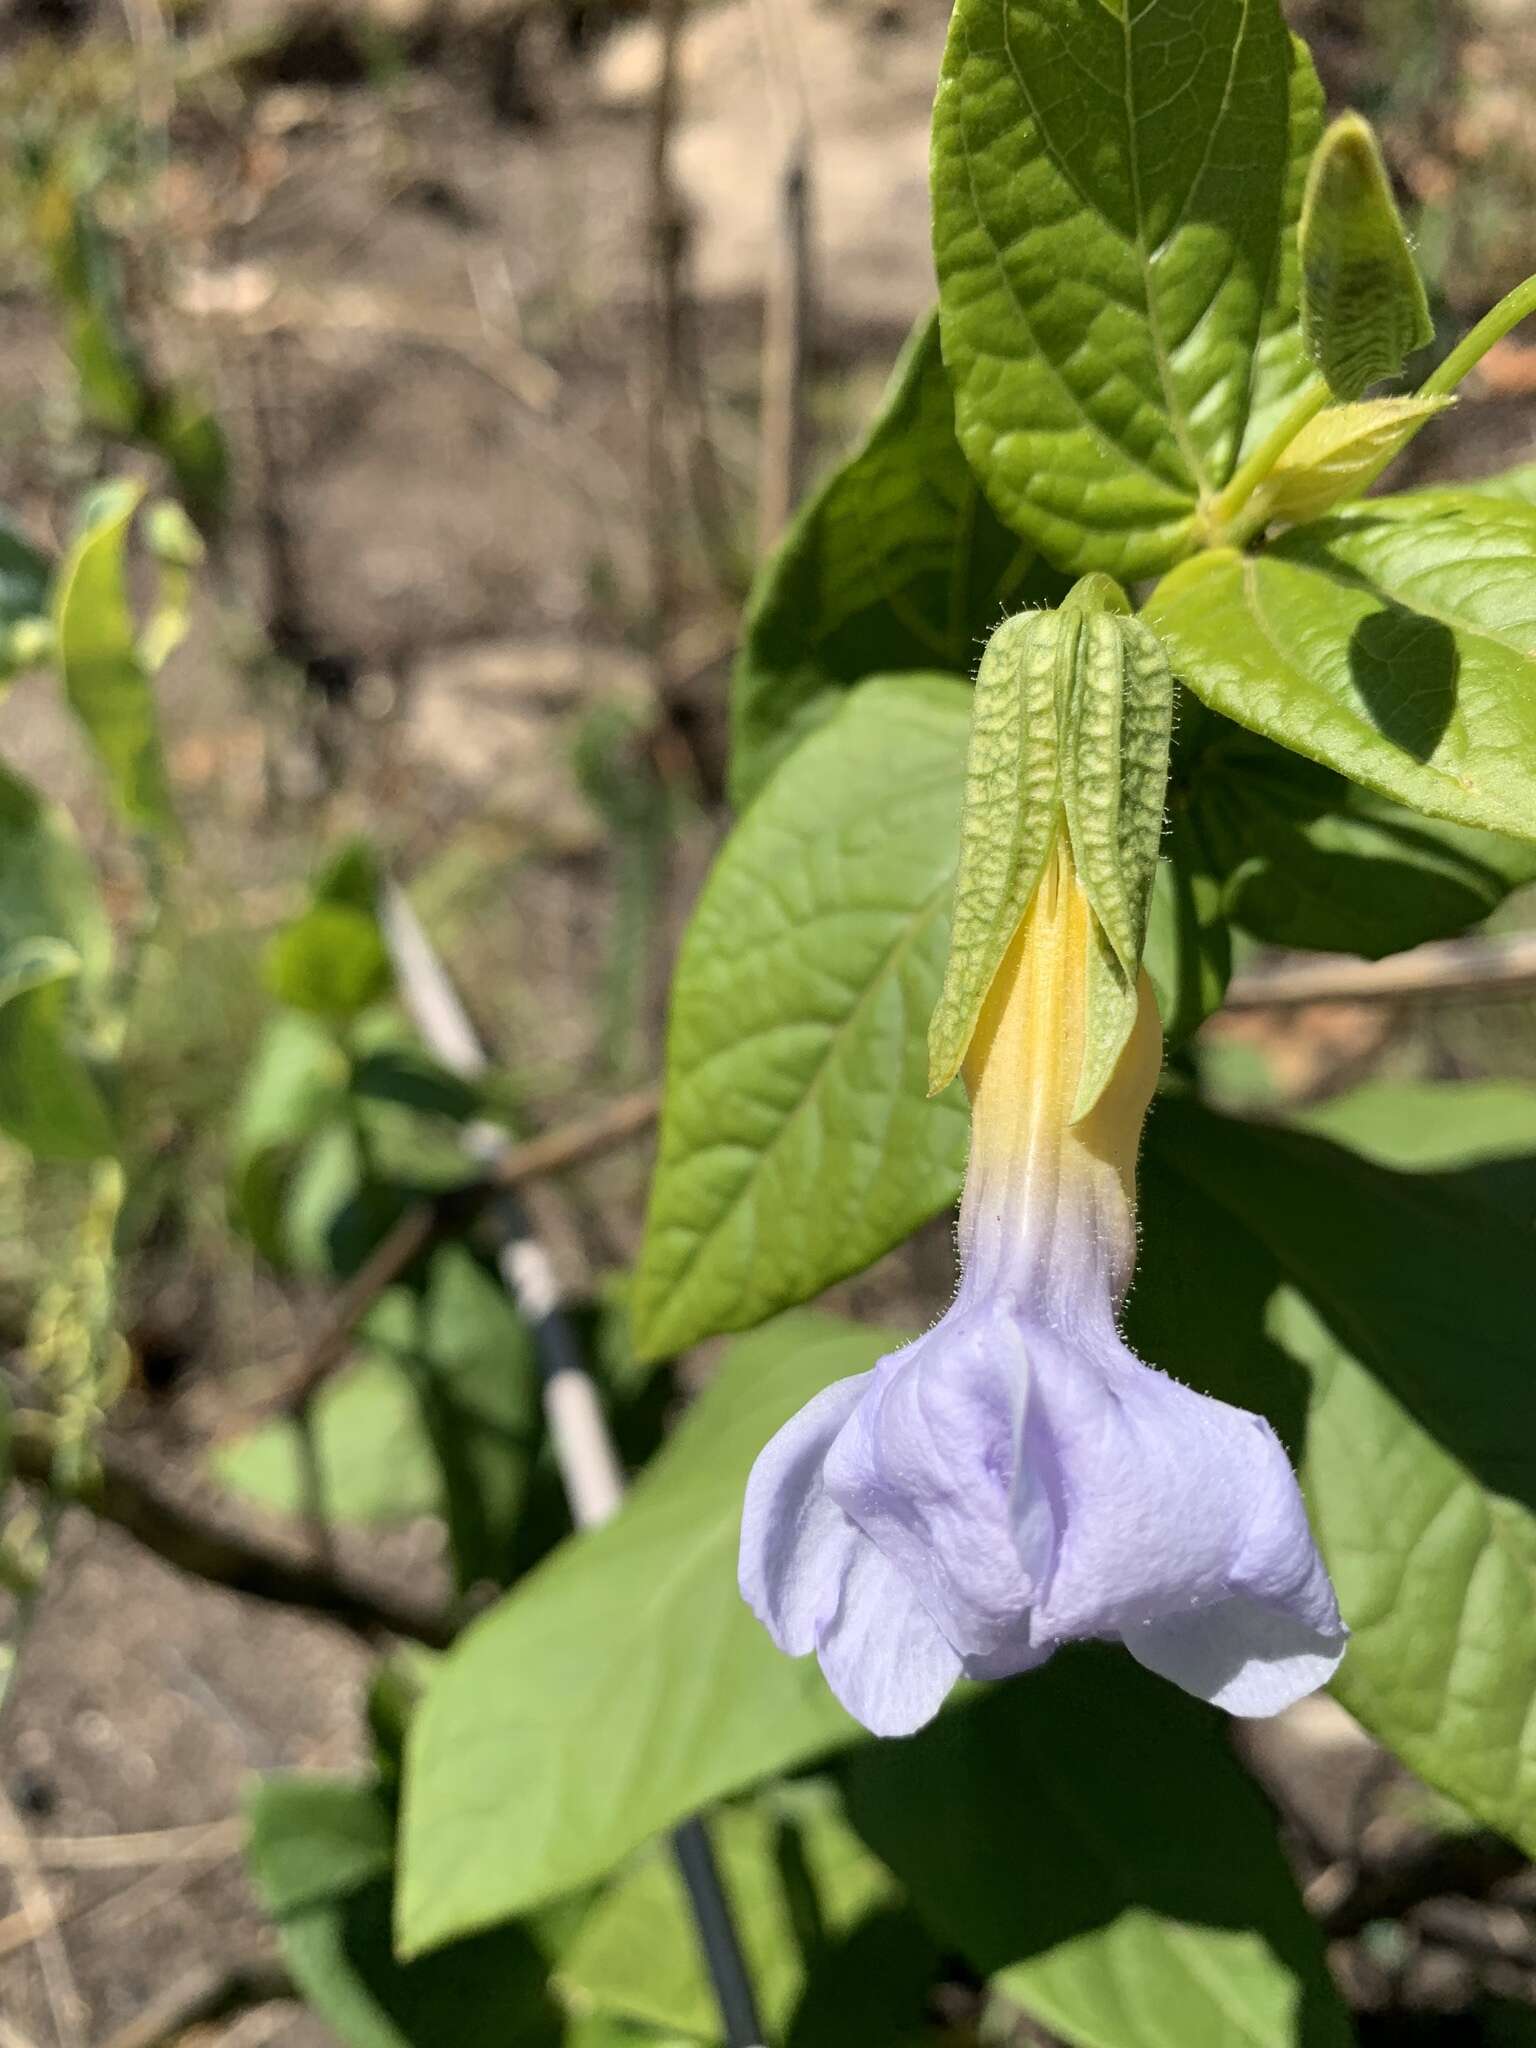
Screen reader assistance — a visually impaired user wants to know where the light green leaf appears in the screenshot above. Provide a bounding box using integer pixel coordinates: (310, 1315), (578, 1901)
(731, 311), (1065, 806)
(1300, 113), (1433, 400)
(1135, 1096), (1536, 1861)
(229, 1011), (349, 1263)
(1258, 396), (1452, 525)
(932, 0), (1322, 576)
(397, 1314), (882, 1957)
(52, 479), (175, 833)
(1448, 464), (1536, 509)
(0, 938), (115, 1160)
(845, 1652), (1350, 2048)
(218, 1354), (444, 1525)
(266, 903), (394, 1019)
(633, 677), (970, 1362)
(1146, 495), (1536, 843)
(0, 761), (112, 990)
(1177, 711), (1536, 957)
(247, 1774), (564, 2048)
(1295, 1080), (1536, 1199)
(561, 1786), (927, 2043)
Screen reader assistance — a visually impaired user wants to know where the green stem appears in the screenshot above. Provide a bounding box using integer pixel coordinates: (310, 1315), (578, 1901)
(1418, 270), (1536, 399)
(1205, 380), (1331, 538)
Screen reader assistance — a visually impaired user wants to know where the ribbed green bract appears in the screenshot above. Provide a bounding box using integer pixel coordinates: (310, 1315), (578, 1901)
(1300, 113), (1434, 400)
(927, 587), (1173, 1116)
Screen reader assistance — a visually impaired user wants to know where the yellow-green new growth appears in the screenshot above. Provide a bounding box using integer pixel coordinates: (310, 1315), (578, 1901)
(1300, 113), (1433, 401)
(928, 582), (1173, 1119)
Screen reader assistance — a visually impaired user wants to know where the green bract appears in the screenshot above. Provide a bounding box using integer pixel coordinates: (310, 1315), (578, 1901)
(926, 588), (1173, 1117)
(1299, 113), (1434, 400)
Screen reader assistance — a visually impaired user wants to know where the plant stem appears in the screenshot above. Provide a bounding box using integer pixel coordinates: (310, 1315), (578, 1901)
(1204, 380), (1330, 539)
(1418, 269), (1536, 397)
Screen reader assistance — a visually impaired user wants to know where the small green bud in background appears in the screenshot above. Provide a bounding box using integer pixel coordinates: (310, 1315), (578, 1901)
(1300, 112), (1434, 400)
(928, 579), (1173, 1116)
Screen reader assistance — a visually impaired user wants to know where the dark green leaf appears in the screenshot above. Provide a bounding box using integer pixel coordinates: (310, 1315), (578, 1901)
(1133, 1095), (1536, 1861)
(932, 0), (1322, 575)
(1147, 495), (1536, 843)
(247, 1774), (564, 2048)
(731, 311), (1067, 805)
(846, 1652), (1350, 2048)
(634, 677), (971, 1361)
(52, 479), (175, 833)
(397, 1314), (882, 1957)
(0, 513), (53, 681)
(1178, 712), (1536, 956)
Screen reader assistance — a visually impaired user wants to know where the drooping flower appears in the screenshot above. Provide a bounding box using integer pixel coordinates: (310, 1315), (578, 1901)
(738, 600), (1345, 1738)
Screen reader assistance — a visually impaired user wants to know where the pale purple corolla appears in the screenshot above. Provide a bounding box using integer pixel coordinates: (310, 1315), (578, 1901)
(739, 842), (1345, 1737)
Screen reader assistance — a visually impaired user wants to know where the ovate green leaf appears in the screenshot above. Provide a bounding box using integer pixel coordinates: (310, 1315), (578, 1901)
(846, 1653), (1350, 2048)
(633, 677), (970, 1361)
(1136, 1097), (1536, 1861)
(397, 1314), (882, 1956)
(732, 311), (1066, 805)
(932, 0), (1321, 575)
(1146, 495), (1536, 843)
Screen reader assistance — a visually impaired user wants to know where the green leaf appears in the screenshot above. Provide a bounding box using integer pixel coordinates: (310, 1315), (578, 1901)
(1146, 495), (1536, 843)
(633, 677), (971, 1362)
(1300, 113), (1433, 400)
(397, 1313), (882, 1957)
(266, 904), (394, 1019)
(52, 479), (175, 833)
(932, 0), (1322, 576)
(247, 1774), (564, 2048)
(731, 311), (1066, 805)
(561, 1786), (928, 2043)
(1451, 464), (1536, 509)
(0, 761), (112, 990)
(229, 1011), (350, 1262)
(845, 1652), (1350, 2048)
(0, 513), (53, 682)
(218, 1354), (444, 1526)
(1257, 396), (1452, 525)
(1134, 1096), (1536, 1862)
(1295, 1080), (1536, 1207)
(0, 938), (115, 1160)
(1177, 712), (1536, 957)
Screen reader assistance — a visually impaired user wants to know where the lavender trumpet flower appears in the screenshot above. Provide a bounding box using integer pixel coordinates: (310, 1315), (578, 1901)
(739, 596), (1345, 1737)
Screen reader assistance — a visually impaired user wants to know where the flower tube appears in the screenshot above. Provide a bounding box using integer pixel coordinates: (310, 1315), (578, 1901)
(738, 595), (1345, 1737)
